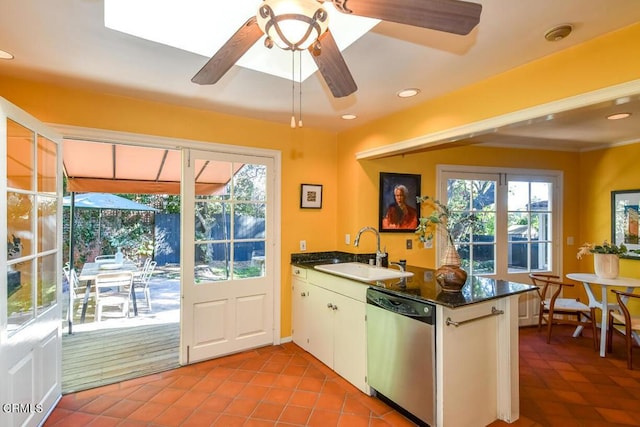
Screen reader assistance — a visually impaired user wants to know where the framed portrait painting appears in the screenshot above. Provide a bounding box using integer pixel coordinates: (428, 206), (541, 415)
(300, 184), (323, 209)
(379, 172), (421, 232)
(611, 189), (640, 259)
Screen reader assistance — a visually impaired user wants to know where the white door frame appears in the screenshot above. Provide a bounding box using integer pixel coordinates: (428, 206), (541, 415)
(49, 124), (283, 365)
(437, 164), (563, 326)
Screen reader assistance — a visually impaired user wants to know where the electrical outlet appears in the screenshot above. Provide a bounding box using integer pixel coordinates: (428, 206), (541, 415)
(345, 234), (350, 245)
(406, 239), (412, 249)
(299, 240), (307, 251)
(567, 236), (574, 245)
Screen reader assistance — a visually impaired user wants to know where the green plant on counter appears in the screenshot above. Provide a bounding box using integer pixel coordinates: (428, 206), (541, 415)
(415, 195), (478, 244)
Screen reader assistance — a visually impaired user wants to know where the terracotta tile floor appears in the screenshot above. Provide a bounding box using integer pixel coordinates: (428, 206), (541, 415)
(45, 326), (640, 427)
(489, 325), (640, 427)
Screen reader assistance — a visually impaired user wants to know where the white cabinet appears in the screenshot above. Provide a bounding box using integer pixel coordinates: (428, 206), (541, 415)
(436, 296), (520, 426)
(291, 267), (311, 352)
(291, 267), (368, 393)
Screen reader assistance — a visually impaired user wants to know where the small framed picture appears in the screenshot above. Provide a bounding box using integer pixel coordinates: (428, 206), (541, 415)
(300, 184), (323, 209)
(612, 189), (640, 259)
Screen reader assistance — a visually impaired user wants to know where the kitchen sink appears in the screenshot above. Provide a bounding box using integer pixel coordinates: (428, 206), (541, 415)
(314, 262), (413, 283)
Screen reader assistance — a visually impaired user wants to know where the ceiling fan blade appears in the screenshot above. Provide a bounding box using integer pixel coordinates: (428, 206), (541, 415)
(191, 16), (263, 85)
(308, 30), (357, 98)
(330, 0), (482, 35)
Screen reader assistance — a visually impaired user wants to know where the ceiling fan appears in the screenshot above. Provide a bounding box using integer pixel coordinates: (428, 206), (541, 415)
(191, 0), (482, 98)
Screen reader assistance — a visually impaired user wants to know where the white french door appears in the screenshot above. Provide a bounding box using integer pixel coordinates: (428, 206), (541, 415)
(1, 98), (63, 427)
(181, 149), (276, 363)
(438, 166), (561, 325)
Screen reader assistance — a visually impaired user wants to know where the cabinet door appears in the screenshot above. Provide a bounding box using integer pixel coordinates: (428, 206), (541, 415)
(332, 293), (367, 391)
(307, 285), (334, 368)
(291, 276), (311, 351)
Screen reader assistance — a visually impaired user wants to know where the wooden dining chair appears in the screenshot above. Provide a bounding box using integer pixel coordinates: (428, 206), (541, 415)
(607, 290), (640, 369)
(529, 273), (598, 349)
(94, 271), (134, 322)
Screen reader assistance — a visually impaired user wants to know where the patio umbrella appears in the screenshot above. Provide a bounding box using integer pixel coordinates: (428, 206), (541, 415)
(63, 192), (158, 211)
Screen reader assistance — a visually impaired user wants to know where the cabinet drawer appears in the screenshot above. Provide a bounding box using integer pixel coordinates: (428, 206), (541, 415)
(291, 265), (307, 279)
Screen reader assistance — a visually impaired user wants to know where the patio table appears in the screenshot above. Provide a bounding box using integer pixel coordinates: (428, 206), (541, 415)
(78, 261), (140, 322)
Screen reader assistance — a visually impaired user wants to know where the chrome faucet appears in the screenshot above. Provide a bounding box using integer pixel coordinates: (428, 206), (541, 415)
(354, 226), (386, 267)
(389, 260), (408, 288)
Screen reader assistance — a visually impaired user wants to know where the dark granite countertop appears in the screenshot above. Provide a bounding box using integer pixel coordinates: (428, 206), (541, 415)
(291, 251), (377, 267)
(291, 251), (536, 308)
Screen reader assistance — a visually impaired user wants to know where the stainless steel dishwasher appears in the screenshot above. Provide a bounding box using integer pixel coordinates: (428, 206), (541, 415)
(366, 287), (436, 426)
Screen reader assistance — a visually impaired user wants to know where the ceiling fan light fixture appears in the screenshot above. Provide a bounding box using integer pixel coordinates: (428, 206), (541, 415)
(607, 112), (631, 121)
(257, 0), (329, 51)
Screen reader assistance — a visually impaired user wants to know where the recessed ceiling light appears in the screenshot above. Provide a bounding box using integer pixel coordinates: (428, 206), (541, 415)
(397, 88), (420, 98)
(544, 24), (573, 42)
(341, 114), (357, 120)
(607, 112), (631, 120)
(0, 49), (14, 60)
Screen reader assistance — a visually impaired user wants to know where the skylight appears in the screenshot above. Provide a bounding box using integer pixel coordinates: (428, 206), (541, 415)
(104, 0), (379, 82)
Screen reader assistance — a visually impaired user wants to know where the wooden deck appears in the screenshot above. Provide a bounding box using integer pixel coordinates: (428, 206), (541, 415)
(61, 273), (182, 393)
(62, 322), (180, 393)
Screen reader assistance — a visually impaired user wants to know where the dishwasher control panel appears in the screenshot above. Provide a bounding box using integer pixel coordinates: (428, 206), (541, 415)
(366, 287), (435, 324)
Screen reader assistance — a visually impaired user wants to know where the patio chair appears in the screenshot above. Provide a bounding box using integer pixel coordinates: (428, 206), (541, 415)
(63, 265), (90, 320)
(94, 271), (134, 321)
(607, 290), (640, 369)
(134, 260), (157, 311)
(529, 273), (598, 349)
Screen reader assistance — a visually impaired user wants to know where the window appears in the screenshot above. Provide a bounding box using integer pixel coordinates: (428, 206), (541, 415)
(439, 166), (560, 279)
(194, 162), (267, 281)
(6, 119), (59, 334)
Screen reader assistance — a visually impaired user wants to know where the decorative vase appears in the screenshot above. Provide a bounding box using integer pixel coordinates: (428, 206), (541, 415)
(436, 242), (468, 292)
(593, 253), (619, 279)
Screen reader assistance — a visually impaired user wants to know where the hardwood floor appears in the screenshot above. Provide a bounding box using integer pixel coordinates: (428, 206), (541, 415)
(62, 322), (180, 393)
(62, 272), (181, 393)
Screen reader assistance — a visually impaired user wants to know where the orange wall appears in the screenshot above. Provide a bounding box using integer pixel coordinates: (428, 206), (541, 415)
(336, 144), (582, 270)
(0, 76), (339, 337)
(578, 143), (640, 278)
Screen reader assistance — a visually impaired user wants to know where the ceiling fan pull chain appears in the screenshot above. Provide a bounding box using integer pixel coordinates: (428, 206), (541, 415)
(298, 50), (303, 128)
(291, 50), (296, 128)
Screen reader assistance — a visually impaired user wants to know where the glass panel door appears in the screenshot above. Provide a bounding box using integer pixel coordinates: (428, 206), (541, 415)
(1, 100), (62, 427)
(181, 150), (275, 364)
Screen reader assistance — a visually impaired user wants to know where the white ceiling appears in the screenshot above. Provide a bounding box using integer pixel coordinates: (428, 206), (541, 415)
(1, 0), (640, 150)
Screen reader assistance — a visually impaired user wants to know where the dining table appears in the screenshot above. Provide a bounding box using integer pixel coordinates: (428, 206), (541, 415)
(566, 273), (640, 357)
(78, 260), (140, 323)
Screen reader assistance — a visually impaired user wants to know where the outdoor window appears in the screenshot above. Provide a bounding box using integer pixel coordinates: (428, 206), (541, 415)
(194, 163), (267, 282)
(6, 119), (59, 334)
(440, 166), (559, 279)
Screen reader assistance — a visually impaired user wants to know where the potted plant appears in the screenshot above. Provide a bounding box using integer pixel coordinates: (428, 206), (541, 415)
(577, 240), (627, 279)
(416, 195), (478, 292)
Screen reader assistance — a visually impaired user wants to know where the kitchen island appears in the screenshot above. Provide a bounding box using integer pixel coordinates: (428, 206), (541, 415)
(291, 251), (535, 427)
